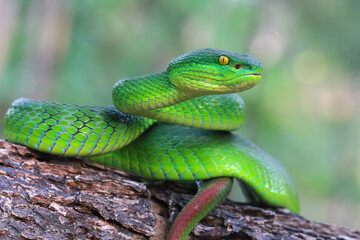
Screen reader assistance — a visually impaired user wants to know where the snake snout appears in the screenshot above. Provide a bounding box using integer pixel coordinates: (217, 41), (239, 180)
(233, 63), (262, 75)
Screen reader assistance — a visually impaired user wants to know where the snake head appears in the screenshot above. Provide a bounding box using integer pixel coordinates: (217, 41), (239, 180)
(167, 48), (262, 95)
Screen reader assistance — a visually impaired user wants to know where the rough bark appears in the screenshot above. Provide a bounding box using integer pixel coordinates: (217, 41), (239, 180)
(0, 139), (359, 240)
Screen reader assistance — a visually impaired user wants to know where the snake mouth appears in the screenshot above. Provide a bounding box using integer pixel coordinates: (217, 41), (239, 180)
(242, 73), (261, 77)
(200, 74), (261, 93)
(172, 70), (262, 95)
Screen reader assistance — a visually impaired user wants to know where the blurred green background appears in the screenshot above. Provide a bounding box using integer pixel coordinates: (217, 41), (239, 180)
(0, 0), (359, 229)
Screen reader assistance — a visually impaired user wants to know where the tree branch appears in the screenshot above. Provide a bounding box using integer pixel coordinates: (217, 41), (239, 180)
(0, 139), (358, 240)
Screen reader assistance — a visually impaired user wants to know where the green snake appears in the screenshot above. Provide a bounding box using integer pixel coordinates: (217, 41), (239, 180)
(4, 48), (299, 240)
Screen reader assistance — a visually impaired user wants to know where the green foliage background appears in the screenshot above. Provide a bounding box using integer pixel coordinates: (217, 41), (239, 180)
(0, 0), (359, 229)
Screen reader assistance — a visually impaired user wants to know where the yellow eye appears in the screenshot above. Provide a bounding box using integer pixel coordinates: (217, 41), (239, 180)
(219, 55), (229, 65)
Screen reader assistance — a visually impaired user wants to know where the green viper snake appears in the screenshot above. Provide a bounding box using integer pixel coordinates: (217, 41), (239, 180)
(4, 48), (299, 240)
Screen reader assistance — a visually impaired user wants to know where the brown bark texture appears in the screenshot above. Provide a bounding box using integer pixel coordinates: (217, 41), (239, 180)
(0, 139), (359, 240)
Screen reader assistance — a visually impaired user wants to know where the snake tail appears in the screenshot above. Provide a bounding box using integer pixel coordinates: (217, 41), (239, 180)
(167, 177), (233, 240)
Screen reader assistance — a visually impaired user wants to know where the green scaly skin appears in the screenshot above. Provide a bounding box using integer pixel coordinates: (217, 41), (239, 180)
(4, 48), (299, 239)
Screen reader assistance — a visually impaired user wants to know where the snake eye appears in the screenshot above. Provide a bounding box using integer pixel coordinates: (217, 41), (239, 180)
(218, 55), (229, 65)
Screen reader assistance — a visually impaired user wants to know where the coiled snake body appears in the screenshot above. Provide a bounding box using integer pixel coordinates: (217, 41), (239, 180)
(4, 48), (299, 240)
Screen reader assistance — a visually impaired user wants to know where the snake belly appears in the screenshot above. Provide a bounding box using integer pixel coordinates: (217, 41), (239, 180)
(4, 48), (299, 239)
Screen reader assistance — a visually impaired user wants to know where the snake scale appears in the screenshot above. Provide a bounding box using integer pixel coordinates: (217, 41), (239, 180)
(4, 48), (299, 240)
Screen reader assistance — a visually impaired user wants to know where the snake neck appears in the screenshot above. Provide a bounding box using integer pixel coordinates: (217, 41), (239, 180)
(112, 71), (246, 131)
(112, 71), (192, 114)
